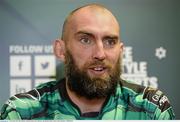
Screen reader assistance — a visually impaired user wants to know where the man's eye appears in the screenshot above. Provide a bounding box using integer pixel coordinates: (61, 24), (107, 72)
(80, 38), (92, 44)
(104, 39), (117, 47)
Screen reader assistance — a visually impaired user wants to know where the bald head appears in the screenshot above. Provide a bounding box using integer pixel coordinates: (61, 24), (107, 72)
(61, 4), (120, 41)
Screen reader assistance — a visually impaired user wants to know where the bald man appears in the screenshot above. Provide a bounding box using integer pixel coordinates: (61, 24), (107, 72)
(0, 4), (175, 120)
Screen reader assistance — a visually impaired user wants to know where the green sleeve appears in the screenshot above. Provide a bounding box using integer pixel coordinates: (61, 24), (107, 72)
(154, 107), (175, 120)
(0, 100), (22, 120)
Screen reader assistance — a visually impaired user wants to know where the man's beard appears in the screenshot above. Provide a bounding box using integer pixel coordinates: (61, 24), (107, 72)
(64, 50), (122, 100)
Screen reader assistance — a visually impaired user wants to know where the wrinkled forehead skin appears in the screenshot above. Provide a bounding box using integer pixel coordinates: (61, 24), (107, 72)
(62, 4), (120, 41)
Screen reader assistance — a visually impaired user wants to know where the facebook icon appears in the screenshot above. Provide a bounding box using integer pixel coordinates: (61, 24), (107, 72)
(10, 55), (31, 77)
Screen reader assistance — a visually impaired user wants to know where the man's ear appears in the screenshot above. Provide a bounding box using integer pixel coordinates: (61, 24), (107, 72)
(53, 39), (65, 62)
(119, 41), (124, 57)
(120, 42), (124, 53)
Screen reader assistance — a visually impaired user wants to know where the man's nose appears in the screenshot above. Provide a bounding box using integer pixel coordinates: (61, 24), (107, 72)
(92, 41), (106, 61)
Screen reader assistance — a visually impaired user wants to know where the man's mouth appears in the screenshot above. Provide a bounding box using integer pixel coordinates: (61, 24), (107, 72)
(88, 66), (107, 75)
(93, 67), (105, 71)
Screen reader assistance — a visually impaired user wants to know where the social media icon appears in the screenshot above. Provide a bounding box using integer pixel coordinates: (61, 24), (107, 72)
(10, 79), (31, 96)
(41, 62), (49, 69)
(10, 55), (31, 77)
(35, 55), (56, 76)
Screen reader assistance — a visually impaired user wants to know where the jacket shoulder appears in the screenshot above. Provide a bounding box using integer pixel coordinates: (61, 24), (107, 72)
(0, 80), (60, 119)
(120, 80), (175, 119)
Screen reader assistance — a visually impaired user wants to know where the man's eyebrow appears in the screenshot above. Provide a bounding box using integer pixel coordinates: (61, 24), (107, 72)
(75, 31), (94, 37)
(103, 35), (119, 40)
(75, 31), (119, 40)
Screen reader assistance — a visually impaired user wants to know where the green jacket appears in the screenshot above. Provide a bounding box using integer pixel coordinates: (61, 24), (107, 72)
(0, 78), (175, 120)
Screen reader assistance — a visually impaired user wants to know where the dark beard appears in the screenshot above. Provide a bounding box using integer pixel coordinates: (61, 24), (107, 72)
(64, 50), (121, 100)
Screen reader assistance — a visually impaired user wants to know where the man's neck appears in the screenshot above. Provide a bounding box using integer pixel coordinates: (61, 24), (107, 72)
(66, 81), (106, 114)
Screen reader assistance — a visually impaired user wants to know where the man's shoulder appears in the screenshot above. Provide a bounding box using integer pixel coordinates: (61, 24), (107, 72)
(11, 79), (63, 104)
(119, 79), (172, 115)
(0, 79), (65, 119)
(16, 80), (60, 100)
